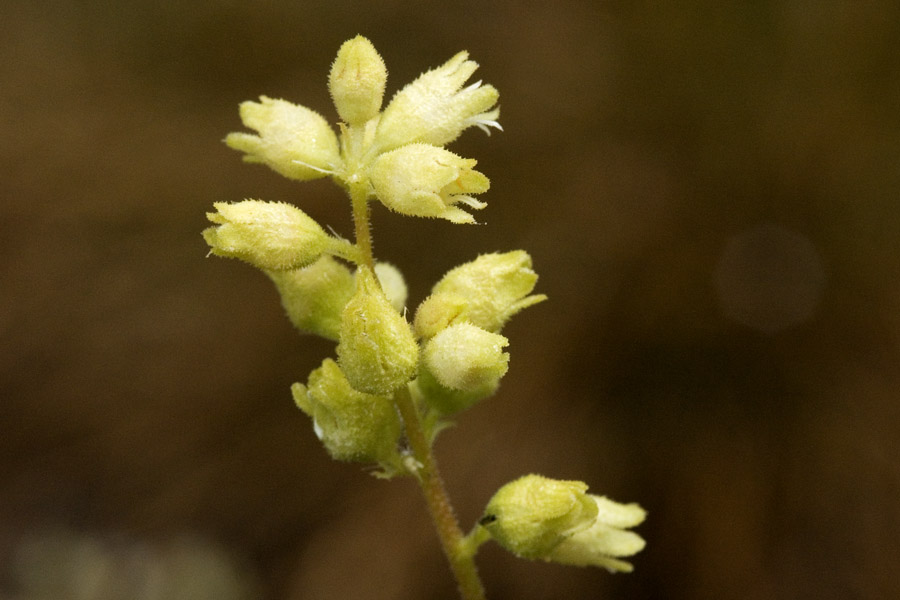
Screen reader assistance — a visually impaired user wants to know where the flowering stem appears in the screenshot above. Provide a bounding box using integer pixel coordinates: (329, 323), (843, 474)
(349, 182), (375, 271)
(394, 385), (487, 600)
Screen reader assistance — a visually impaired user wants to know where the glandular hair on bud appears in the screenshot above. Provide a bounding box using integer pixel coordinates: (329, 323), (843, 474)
(329, 35), (387, 126)
(337, 266), (419, 396)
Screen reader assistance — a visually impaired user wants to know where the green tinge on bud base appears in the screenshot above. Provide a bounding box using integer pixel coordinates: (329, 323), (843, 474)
(225, 96), (341, 181)
(481, 474), (646, 572)
(293, 359), (403, 473)
(329, 35), (387, 126)
(337, 267), (419, 396)
(204, 200), (333, 271)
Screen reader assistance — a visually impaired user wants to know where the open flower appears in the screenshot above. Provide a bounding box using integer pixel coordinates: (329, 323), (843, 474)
(481, 474), (646, 573)
(369, 143), (489, 224)
(225, 96), (341, 181)
(414, 251), (547, 336)
(374, 51), (501, 153)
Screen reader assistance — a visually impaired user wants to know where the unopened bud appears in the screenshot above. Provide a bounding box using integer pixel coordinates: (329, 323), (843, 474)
(329, 35), (387, 126)
(203, 200), (331, 270)
(337, 267), (419, 395)
(424, 323), (508, 392)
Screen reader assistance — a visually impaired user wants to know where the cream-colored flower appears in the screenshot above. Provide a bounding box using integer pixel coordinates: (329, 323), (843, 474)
(374, 52), (500, 153)
(369, 143), (489, 224)
(415, 251), (546, 335)
(226, 96), (341, 180)
(481, 474), (646, 572)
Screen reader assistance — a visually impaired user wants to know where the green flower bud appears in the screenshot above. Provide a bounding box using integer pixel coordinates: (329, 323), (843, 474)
(266, 256), (355, 340)
(375, 51), (501, 153)
(337, 266), (419, 395)
(292, 359), (402, 471)
(422, 251), (547, 333)
(373, 262), (408, 313)
(203, 200), (332, 270)
(481, 474), (646, 572)
(369, 144), (489, 224)
(226, 96), (340, 181)
(423, 323), (508, 392)
(329, 35), (387, 126)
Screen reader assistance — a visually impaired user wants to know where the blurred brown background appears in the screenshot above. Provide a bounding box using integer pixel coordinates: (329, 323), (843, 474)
(2, 1), (899, 598)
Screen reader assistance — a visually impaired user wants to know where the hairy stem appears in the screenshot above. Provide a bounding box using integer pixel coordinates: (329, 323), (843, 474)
(348, 176), (484, 599)
(349, 181), (375, 271)
(395, 385), (487, 600)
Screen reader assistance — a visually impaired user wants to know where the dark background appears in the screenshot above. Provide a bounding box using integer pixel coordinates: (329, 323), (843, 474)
(3, 1), (899, 598)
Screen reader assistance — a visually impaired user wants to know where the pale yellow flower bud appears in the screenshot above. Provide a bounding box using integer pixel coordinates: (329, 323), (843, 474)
(337, 267), (419, 395)
(423, 323), (508, 392)
(266, 256), (355, 341)
(292, 359), (402, 472)
(369, 144), (489, 224)
(329, 35), (387, 126)
(203, 200), (331, 271)
(426, 251), (547, 333)
(481, 474), (646, 572)
(225, 96), (340, 181)
(375, 51), (501, 152)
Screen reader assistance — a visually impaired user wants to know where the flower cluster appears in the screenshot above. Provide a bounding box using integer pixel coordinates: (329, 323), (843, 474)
(220, 35), (500, 225)
(203, 36), (645, 587)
